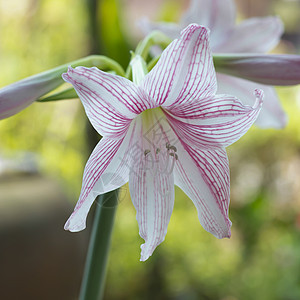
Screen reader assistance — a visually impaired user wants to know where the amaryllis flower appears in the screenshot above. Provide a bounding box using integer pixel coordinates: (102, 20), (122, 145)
(62, 24), (263, 261)
(139, 0), (286, 129)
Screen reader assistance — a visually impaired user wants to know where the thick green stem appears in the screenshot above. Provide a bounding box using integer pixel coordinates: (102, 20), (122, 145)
(79, 191), (119, 300)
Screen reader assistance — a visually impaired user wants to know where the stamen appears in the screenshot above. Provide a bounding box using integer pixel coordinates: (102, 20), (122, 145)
(144, 149), (151, 156)
(169, 145), (177, 152)
(166, 143), (177, 152)
(169, 153), (178, 160)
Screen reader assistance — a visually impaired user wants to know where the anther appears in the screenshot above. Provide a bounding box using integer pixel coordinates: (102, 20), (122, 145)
(169, 145), (177, 152)
(169, 153), (178, 160)
(144, 149), (151, 156)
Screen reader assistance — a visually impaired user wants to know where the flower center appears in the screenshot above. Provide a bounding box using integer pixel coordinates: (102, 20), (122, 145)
(133, 107), (178, 175)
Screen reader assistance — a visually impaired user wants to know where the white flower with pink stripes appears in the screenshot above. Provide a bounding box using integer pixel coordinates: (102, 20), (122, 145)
(62, 24), (263, 261)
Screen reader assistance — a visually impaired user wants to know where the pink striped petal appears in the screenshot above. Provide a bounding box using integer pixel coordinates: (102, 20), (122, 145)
(174, 142), (231, 239)
(181, 0), (235, 50)
(142, 24), (216, 108)
(62, 66), (153, 138)
(64, 122), (139, 232)
(215, 16), (283, 53)
(127, 108), (178, 261)
(217, 73), (287, 129)
(165, 90), (263, 149)
(129, 162), (174, 261)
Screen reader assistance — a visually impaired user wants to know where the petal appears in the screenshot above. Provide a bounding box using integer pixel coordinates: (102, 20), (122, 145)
(127, 108), (178, 261)
(214, 16), (284, 53)
(142, 24), (217, 108)
(181, 0), (236, 50)
(165, 90), (263, 149)
(174, 142), (231, 239)
(62, 66), (153, 138)
(216, 73), (287, 129)
(129, 159), (174, 261)
(64, 121), (139, 232)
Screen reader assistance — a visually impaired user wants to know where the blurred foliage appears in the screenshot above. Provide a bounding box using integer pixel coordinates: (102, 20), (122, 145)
(0, 0), (90, 196)
(99, 0), (131, 67)
(0, 0), (300, 300)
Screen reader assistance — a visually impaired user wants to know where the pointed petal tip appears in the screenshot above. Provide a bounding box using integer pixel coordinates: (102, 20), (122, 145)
(62, 66), (88, 83)
(67, 65), (74, 72)
(225, 226), (232, 239)
(214, 226), (232, 239)
(61, 73), (68, 82)
(139, 255), (149, 262)
(139, 243), (154, 262)
(272, 15), (284, 35)
(61, 66), (74, 83)
(64, 215), (86, 232)
(259, 15), (284, 34)
(180, 23), (210, 39)
(209, 218), (232, 239)
(139, 234), (167, 261)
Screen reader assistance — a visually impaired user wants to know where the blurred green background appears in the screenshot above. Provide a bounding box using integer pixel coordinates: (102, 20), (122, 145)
(0, 0), (300, 299)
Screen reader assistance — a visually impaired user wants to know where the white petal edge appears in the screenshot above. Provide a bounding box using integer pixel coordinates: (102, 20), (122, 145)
(174, 142), (232, 239)
(165, 90), (263, 149)
(128, 109), (177, 261)
(129, 160), (175, 261)
(62, 66), (153, 138)
(217, 73), (287, 129)
(214, 16), (284, 53)
(142, 24), (217, 108)
(181, 0), (236, 50)
(64, 121), (139, 232)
